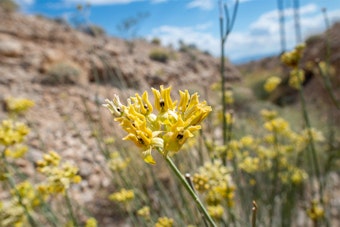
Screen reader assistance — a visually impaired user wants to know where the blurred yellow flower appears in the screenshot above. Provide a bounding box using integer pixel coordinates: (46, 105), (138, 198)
(109, 189), (134, 203)
(207, 205), (224, 220)
(264, 76), (281, 93)
(155, 216), (174, 227)
(0, 120), (29, 146)
(5, 97), (35, 115)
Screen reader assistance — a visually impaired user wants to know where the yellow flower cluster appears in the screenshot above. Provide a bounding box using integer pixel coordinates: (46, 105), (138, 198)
(289, 68), (305, 89)
(155, 216), (174, 227)
(36, 151), (82, 194)
(193, 160), (235, 210)
(85, 217), (98, 227)
(264, 76), (282, 93)
(207, 204), (224, 220)
(0, 181), (42, 227)
(281, 43), (306, 89)
(0, 120), (29, 146)
(104, 86), (212, 164)
(137, 206), (151, 219)
(281, 43), (305, 67)
(5, 97), (35, 115)
(306, 200), (324, 221)
(109, 188), (135, 203)
(234, 110), (321, 186)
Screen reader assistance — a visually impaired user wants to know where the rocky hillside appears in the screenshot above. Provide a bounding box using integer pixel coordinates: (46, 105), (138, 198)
(0, 8), (241, 224)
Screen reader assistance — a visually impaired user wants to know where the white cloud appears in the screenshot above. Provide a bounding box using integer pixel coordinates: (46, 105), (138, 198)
(64, 0), (143, 5)
(187, 0), (214, 10)
(226, 3), (340, 62)
(147, 23), (219, 55)
(149, 3), (340, 63)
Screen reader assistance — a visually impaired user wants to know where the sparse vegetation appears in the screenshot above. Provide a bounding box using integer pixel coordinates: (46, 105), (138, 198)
(149, 49), (170, 63)
(42, 62), (80, 85)
(0, 0), (18, 13)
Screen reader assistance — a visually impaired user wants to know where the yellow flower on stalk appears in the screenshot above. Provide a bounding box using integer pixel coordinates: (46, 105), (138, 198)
(264, 76), (281, 93)
(289, 68), (305, 89)
(109, 189), (134, 203)
(103, 86), (211, 164)
(155, 217), (174, 227)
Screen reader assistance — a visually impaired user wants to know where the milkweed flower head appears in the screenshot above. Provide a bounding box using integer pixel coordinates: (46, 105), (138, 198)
(103, 86), (212, 164)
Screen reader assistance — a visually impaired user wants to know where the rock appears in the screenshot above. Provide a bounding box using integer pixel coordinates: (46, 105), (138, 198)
(0, 40), (23, 57)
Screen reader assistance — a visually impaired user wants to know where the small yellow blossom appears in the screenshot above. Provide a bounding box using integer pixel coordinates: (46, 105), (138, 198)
(307, 200), (324, 221)
(264, 117), (289, 134)
(85, 217), (98, 227)
(36, 151), (61, 171)
(207, 205), (224, 220)
(5, 97), (35, 115)
(281, 43), (305, 67)
(192, 173), (210, 192)
(225, 90), (234, 104)
(289, 68), (305, 89)
(0, 120), (29, 146)
(260, 109), (278, 121)
(155, 217), (174, 227)
(264, 76), (281, 92)
(109, 189), (134, 203)
(238, 157), (260, 173)
(225, 111), (234, 126)
(4, 145), (28, 158)
(137, 206), (151, 219)
(37, 152), (81, 194)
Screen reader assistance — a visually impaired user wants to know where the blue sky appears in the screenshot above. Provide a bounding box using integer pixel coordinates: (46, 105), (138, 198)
(17, 0), (340, 63)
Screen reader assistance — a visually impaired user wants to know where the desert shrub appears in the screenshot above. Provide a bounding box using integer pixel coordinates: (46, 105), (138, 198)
(42, 62), (80, 85)
(149, 49), (170, 63)
(251, 77), (270, 100)
(80, 24), (106, 37)
(0, 0), (18, 13)
(151, 37), (161, 45)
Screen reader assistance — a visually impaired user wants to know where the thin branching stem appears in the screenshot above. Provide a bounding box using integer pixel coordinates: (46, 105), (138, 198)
(161, 151), (217, 227)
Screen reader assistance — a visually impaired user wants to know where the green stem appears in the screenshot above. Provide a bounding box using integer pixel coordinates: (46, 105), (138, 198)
(298, 87), (323, 198)
(65, 191), (79, 227)
(2, 150), (37, 227)
(163, 154), (217, 227)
